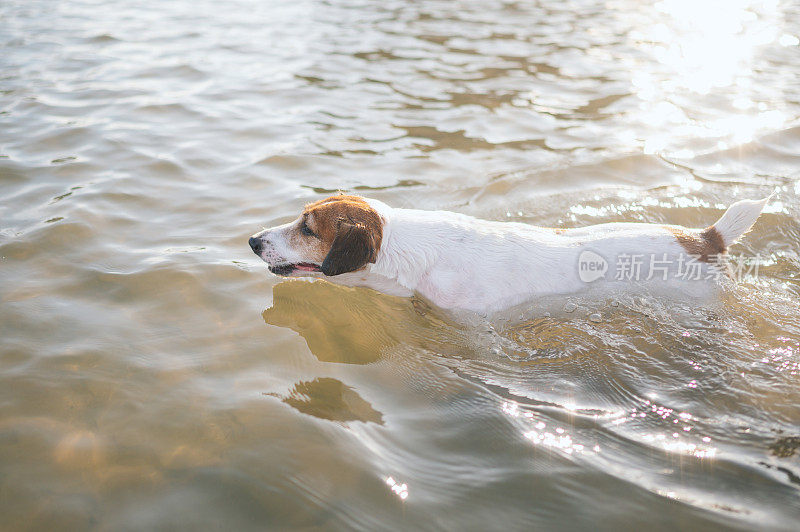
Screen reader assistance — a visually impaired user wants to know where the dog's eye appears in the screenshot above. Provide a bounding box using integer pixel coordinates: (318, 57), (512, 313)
(300, 222), (316, 237)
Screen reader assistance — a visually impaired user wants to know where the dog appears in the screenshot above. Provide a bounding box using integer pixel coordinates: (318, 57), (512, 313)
(249, 194), (770, 314)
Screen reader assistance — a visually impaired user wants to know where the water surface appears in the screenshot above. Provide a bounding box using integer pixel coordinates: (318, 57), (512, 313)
(2, 0), (800, 529)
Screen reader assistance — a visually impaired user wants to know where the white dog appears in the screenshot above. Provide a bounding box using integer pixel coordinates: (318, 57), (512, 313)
(249, 194), (769, 314)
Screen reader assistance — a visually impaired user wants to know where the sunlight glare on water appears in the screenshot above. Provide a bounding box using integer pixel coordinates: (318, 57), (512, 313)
(627, 0), (794, 154)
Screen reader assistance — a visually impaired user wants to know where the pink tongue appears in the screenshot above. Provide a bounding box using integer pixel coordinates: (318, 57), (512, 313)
(295, 263), (319, 271)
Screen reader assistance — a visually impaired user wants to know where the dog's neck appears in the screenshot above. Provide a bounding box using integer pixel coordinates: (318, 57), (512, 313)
(370, 206), (439, 291)
(367, 201), (525, 295)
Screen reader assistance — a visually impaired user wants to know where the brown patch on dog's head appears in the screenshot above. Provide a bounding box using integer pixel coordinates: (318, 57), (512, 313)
(302, 195), (383, 276)
(665, 225), (726, 262)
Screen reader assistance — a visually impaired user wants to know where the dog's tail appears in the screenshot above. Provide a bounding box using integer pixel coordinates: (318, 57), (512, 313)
(711, 194), (772, 247)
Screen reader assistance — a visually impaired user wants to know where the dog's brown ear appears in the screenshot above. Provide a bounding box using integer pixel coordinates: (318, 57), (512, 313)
(321, 221), (377, 276)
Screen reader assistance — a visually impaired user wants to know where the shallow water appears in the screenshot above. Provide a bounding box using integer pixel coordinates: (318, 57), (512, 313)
(2, 0), (800, 529)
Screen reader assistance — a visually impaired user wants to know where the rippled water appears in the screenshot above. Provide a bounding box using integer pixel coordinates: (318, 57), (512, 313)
(2, 0), (800, 529)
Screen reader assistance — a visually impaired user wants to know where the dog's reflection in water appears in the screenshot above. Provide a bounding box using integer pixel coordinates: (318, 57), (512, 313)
(266, 377), (384, 425)
(262, 280), (499, 424)
(262, 279), (468, 365)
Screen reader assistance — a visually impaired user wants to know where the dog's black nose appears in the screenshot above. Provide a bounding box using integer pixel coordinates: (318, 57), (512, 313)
(249, 236), (262, 254)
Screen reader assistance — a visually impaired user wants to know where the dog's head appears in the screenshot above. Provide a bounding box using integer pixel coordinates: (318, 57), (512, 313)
(249, 195), (383, 277)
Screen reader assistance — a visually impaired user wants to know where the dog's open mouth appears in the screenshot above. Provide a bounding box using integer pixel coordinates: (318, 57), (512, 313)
(268, 262), (322, 276)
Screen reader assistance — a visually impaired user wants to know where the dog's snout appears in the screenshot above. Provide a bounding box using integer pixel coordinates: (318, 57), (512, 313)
(249, 236), (263, 254)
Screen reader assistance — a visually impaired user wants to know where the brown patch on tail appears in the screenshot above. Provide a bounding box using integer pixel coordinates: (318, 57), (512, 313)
(665, 225), (726, 262)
